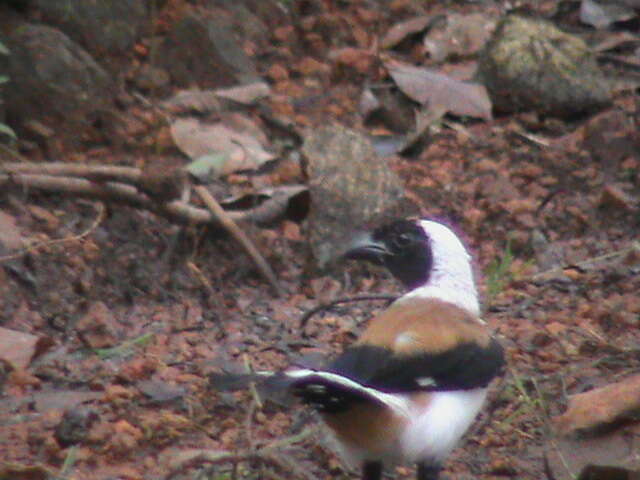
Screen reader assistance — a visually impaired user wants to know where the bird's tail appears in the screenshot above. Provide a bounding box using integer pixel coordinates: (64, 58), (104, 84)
(210, 369), (409, 416)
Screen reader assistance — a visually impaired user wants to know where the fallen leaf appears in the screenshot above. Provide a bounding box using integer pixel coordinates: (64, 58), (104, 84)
(359, 87), (381, 118)
(213, 81), (271, 104)
(137, 379), (186, 403)
(162, 89), (223, 114)
(580, 0), (637, 29)
(386, 61), (492, 120)
(171, 116), (275, 175)
(0, 210), (23, 252)
(423, 13), (496, 62)
(0, 327), (53, 370)
(600, 183), (637, 211)
(185, 153), (229, 183)
(592, 31), (640, 53)
(162, 82), (270, 114)
(398, 104), (447, 155)
(381, 15), (434, 49)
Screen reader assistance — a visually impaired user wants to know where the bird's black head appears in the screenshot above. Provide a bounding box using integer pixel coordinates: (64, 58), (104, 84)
(344, 219), (433, 290)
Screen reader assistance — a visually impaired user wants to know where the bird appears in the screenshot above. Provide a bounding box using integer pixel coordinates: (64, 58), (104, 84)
(216, 218), (505, 480)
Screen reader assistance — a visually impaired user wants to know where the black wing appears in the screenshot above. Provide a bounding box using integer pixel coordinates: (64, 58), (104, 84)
(327, 338), (504, 393)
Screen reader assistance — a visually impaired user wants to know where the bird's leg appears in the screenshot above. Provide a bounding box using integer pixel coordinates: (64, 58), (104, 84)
(417, 463), (441, 480)
(363, 461), (383, 480)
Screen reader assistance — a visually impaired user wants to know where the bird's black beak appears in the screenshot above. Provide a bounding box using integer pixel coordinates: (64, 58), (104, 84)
(343, 232), (390, 265)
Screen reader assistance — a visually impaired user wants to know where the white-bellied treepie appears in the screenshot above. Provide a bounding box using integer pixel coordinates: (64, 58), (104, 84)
(218, 219), (504, 480)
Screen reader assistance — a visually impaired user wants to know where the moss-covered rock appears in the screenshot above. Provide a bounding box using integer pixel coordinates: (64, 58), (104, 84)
(476, 14), (611, 117)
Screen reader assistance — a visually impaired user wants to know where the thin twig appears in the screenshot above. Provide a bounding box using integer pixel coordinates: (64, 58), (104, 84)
(243, 353), (263, 409)
(259, 426), (317, 453)
(0, 202), (105, 262)
(186, 260), (221, 310)
(195, 185), (283, 297)
(299, 293), (398, 333)
(529, 242), (640, 281)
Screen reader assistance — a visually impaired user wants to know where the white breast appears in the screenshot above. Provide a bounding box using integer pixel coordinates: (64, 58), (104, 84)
(326, 388), (488, 467)
(401, 387), (488, 463)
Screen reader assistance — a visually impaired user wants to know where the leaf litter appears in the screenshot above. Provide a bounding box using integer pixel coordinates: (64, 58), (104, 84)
(2, 1), (640, 479)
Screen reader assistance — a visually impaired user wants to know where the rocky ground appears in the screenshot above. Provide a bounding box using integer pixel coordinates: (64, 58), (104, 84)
(1, 1), (640, 480)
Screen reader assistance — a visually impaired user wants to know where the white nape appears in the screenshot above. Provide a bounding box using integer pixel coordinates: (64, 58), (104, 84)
(401, 220), (481, 319)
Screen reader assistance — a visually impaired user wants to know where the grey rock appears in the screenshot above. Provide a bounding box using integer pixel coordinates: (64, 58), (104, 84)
(303, 125), (408, 270)
(54, 407), (99, 447)
(207, 0), (289, 45)
(33, 0), (147, 57)
(476, 14), (612, 117)
(157, 11), (260, 89)
(5, 24), (113, 141)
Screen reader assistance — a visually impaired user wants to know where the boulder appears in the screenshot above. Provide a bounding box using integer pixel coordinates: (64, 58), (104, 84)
(5, 24), (113, 144)
(32, 0), (148, 58)
(476, 14), (611, 117)
(303, 125), (409, 270)
(157, 11), (260, 89)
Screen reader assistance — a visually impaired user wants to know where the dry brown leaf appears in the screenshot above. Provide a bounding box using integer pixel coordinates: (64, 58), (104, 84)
(359, 88), (381, 117)
(0, 327), (53, 370)
(214, 81), (271, 104)
(386, 61), (492, 120)
(171, 115), (275, 175)
(162, 83), (270, 114)
(162, 89), (223, 114)
(423, 13), (496, 62)
(381, 15), (433, 49)
(580, 0), (637, 29)
(0, 210), (23, 251)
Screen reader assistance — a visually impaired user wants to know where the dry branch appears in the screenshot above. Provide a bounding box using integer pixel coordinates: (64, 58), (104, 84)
(0, 172), (291, 227)
(2, 162), (142, 185)
(0, 163), (296, 293)
(195, 185), (283, 297)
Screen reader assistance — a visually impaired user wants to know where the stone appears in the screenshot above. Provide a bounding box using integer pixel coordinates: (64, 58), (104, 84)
(476, 14), (611, 117)
(302, 125), (408, 269)
(5, 24), (113, 143)
(75, 302), (118, 349)
(157, 11), (260, 89)
(33, 0), (148, 58)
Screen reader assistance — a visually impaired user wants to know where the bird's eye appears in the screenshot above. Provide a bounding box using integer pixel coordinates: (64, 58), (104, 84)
(395, 233), (413, 247)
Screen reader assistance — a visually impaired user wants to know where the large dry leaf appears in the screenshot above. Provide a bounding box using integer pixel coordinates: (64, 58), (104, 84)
(171, 115), (275, 176)
(382, 15), (434, 49)
(387, 61), (492, 120)
(163, 82), (270, 114)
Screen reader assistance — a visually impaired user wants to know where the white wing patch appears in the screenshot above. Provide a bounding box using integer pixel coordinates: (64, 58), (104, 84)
(394, 332), (417, 349)
(416, 377), (437, 387)
(285, 369), (411, 417)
